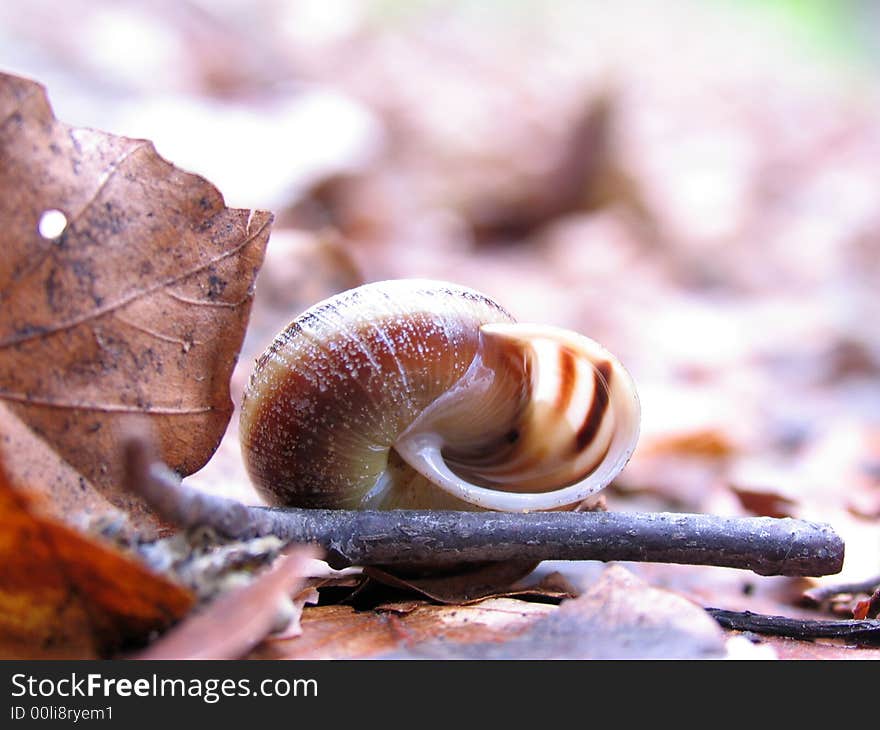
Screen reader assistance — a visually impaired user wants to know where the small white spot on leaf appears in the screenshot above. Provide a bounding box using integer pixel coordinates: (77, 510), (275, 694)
(38, 209), (67, 239)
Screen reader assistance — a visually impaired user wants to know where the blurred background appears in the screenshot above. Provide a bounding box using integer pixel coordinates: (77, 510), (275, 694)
(2, 0), (878, 606)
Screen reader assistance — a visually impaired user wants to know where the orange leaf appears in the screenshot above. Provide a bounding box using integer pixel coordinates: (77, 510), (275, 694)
(0, 459), (194, 658)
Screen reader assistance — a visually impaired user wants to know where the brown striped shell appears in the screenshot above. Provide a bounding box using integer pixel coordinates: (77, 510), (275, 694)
(239, 279), (640, 511)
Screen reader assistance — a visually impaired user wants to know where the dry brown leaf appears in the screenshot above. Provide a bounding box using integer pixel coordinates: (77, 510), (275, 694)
(429, 565), (729, 659)
(255, 565), (731, 659)
(0, 458), (194, 659)
(252, 598), (556, 660)
(0, 72), (272, 530)
(256, 604), (396, 659)
(0, 401), (128, 530)
(362, 560), (544, 605)
(639, 429), (738, 460)
(135, 546), (318, 660)
(367, 567), (579, 608)
(729, 485), (798, 519)
(853, 589), (880, 621)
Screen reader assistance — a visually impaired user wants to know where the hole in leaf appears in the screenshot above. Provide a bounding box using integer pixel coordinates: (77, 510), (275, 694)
(38, 209), (67, 239)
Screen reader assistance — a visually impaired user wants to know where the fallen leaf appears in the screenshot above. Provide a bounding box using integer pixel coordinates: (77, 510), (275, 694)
(425, 565), (728, 659)
(6, 1), (880, 662)
(268, 585), (321, 640)
(252, 598), (556, 660)
(259, 565), (729, 659)
(853, 589), (880, 620)
(0, 401), (128, 531)
(254, 604), (395, 659)
(135, 546), (318, 660)
(730, 485), (798, 519)
(639, 428), (738, 460)
(0, 458), (194, 659)
(362, 560), (544, 605)
(0, 72), (272, 530)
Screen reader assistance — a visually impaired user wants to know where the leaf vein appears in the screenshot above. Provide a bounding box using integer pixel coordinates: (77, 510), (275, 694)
(0, 389), (215, 415)
(112, 312), (204, 348)
(0, 140), (150, 306)
(166, 290), (252, 309)
(0, 213), (270, 349)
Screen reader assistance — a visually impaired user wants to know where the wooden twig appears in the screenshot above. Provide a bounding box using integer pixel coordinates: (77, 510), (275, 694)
(802, 575), (880, 605)
(706, 608), (880, 646)
(245, 508), (844, 577)
(123, 438), (844, 577)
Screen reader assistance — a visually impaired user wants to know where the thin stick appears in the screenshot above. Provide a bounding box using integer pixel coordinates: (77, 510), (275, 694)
(254, 507), (843, 576)
(802, 575), (880, 605)
(123, 439), (844, 577)
(706, 608), (880, 645)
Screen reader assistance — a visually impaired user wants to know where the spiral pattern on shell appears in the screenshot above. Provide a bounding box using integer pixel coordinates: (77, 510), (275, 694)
(239, 279), (640, 511)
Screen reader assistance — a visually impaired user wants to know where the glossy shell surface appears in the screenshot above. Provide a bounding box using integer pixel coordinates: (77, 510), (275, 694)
(240, 279), (640, 511)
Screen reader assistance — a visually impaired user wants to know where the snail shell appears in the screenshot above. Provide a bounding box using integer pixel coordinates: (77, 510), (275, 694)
(239, 279), (640, 511)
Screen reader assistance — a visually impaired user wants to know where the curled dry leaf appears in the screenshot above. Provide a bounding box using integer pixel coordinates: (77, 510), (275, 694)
(362, 561), (572, 605)
(729, 485), (798, 519)
(0, 458), (194, 659)
(0, 72), (272, 532)
(853, 589), (880, 621)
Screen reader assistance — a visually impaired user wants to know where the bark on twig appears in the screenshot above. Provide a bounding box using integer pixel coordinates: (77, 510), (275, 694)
(247, 508), (843, 576)
(123, 439), (844, 577)
(706, 608), (880, 645)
